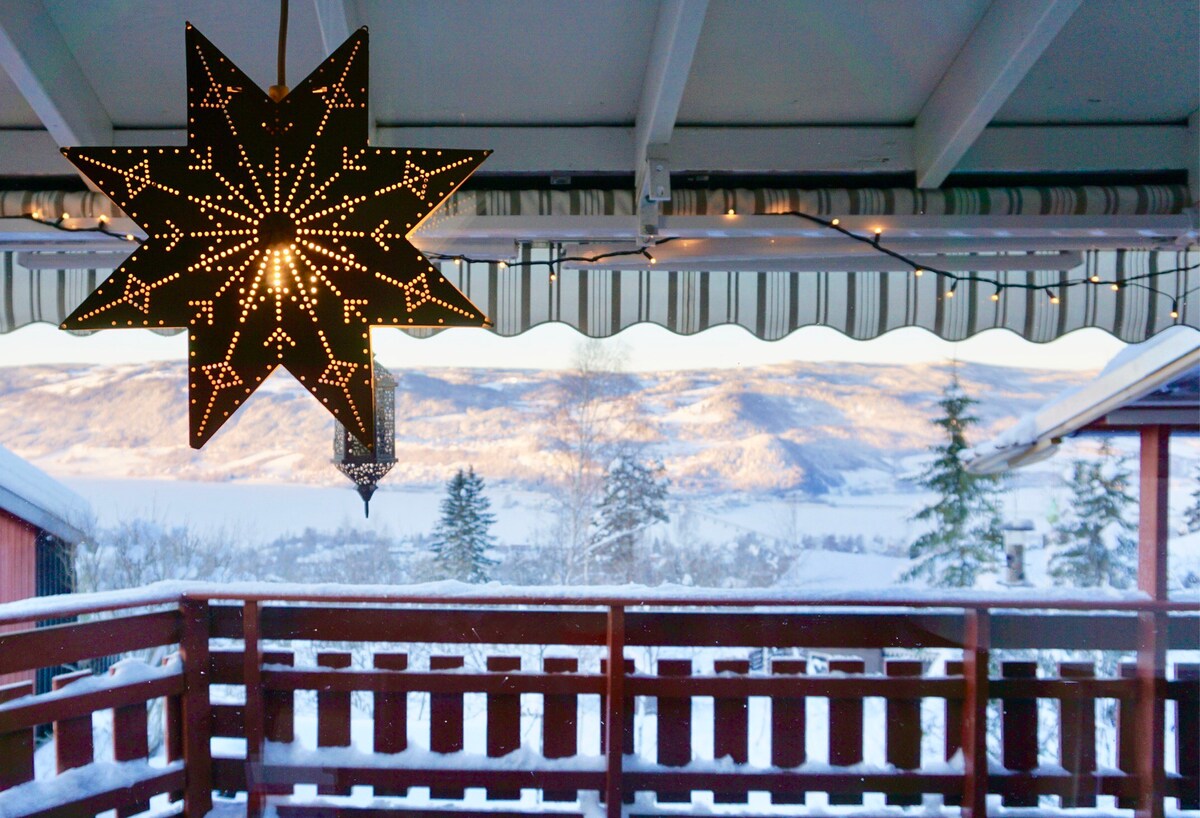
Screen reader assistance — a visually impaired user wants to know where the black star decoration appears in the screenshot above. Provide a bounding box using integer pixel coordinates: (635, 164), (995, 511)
(61, 25), (490, 448)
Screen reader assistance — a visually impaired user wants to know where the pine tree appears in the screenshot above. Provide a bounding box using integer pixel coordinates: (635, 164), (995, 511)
(590, 456), (669, 582)
(430, 466), (498, 583)
(1049, 440), (1137, 589)
(1184, 464), (1200, 533)
(903, 372), (1004, 587)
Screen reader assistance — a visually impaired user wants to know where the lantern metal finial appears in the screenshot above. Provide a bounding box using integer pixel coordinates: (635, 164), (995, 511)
(334, 360), (397, 517)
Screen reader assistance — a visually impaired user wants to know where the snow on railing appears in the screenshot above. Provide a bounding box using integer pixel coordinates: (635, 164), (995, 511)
(0, 585), (1195, 818)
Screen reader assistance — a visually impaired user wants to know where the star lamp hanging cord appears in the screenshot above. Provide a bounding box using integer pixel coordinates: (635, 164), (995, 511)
(268, 0), (289, 102)
(8, 211), (1197, 319)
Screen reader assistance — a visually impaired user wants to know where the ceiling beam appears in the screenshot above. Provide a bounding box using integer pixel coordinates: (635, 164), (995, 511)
(913, 0), (1082, 189)
(634, 0), (708, 169)
(311, 0), (374, 143)
(0, 0), (112, 148)
(633, 0), (708, 235)
(312, 0), (361, 52)
(0, 123), (1188, 178)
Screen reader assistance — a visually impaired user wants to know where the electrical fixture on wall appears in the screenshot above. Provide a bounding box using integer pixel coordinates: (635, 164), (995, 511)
(58, 21), (490, 449)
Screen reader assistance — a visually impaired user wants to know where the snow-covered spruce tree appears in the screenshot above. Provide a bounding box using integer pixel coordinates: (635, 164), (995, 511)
(589, 455), (669, 582)
(1184, 464), (1200, 533)
(902, 372), (1004, 587)
(1048, 439), (1137, 589)
(430, 466), (498, 583)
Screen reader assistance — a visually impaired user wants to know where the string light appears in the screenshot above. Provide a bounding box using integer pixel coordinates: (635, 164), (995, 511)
(726, 208), (736, 216)
(1048, 290), (1060, 305)
(7, 208), (1195, 314)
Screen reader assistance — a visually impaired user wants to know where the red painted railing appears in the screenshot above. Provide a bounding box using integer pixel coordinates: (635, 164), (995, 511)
(0, 587), (1196, 818)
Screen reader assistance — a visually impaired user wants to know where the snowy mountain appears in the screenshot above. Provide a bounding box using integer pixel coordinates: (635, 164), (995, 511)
(0, 359), (1084, 496)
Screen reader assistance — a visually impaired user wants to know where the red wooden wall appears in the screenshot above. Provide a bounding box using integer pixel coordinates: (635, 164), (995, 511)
(0, 507), (37, 686)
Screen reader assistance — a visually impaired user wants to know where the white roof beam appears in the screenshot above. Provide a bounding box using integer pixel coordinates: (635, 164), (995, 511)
(312, 0), (373, 142)
(0, 122), (1187, 178)
(635, 0), (709, 166)
(914, 0), (1082, 189)
(633, 0), (708, 235)
(0, 0), (112, 148)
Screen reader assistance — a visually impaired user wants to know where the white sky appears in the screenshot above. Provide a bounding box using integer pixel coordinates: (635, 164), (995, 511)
(0, 320), (1125, 371)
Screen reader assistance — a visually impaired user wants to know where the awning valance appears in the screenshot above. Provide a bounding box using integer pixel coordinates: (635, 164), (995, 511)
(3, 247), (1196, 343)
(0, 184), (1195, 343)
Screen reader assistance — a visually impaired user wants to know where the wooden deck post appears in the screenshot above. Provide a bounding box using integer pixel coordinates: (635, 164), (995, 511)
(1139, 425), (1170, 600)
(1136, 425), (1169, 818)
(962, 609), (990, 818)
(604, 605), (626, 818)
(180, 598), (213, 818)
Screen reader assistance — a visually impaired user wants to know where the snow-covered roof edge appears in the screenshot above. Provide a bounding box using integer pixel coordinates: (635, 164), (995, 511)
(0, 443), (91, 543)
(965, 326), (1200, 474)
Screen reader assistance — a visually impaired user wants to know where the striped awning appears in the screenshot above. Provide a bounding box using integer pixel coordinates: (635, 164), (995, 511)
(3, 247), (1196, 344)
(1, 185), (1196, 343)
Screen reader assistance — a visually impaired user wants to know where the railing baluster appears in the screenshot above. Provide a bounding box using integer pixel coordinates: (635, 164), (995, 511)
(770, 658), (806, 805)
(430, 654), (465, 800)
(263, 650), (294, 744)
(1177, 663), (1200, 810)
(373, 652), (408, 797)
(0, 680), (34, 791)
(1002, 660), (1039, 807)
(962, 609), (989, 818)
(543, 656), (578, 802)
(1117, 660), (1138, 809)
(111, 662), (151, 817)
(181, 598), (213, 818)
(603, 605), (627, 817)
(713, 658), (749, 804)
(886, 659), (923, 806)
(162, 655), (184, 803)
(943, 658), (963, 807)
(1058, 660), (1097, 808)
(827, 658), (864, 805)
(243, 600), (265, 817)
(317, 651), (352, 796)
(53, 669), (93, 772)
(656, 658), (693, 803)
(486, 655), (521, 800)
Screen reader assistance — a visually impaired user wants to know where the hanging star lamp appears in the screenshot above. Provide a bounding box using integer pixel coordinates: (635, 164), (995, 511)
(333, 359), (396, 517)
(58, 10), (490, 449)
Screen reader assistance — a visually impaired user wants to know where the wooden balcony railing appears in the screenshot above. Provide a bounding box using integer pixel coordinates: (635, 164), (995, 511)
(0, 585), (1196, 818)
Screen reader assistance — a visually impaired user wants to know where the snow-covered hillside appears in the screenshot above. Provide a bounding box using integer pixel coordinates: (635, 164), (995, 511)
(0, 359), (1082, 493)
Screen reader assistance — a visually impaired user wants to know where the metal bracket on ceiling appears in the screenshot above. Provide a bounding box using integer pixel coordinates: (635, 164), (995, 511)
(637, 147), (671, 243)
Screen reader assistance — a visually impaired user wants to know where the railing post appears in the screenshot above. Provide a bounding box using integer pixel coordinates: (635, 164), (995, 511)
(180, 598), (213, 818)
(962, 608), (989, 818)
(1136, 609), (1167, 818)
(243, 600), (265, 818)
(604, 604), (626, 818)
(0, 681), (34, 791)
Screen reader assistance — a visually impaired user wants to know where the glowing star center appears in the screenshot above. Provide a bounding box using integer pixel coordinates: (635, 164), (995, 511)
(257, 210), (297, 248)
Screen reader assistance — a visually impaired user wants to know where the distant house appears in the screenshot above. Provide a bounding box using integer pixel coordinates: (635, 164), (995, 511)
(0, 443), (90, 687)
(966, 327), (1200, 599)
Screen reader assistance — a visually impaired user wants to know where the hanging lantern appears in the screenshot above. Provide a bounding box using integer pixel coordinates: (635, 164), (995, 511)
(333, 360), (396, 517)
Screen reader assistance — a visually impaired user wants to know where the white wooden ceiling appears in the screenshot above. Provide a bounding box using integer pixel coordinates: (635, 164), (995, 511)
(0, 0), (1195, 256)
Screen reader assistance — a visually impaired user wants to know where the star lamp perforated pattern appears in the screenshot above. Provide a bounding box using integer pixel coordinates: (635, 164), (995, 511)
(61, 25), (490, 448)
